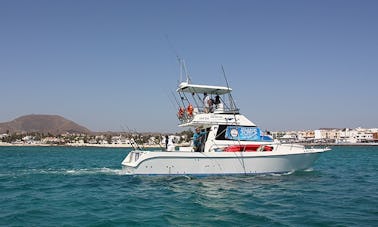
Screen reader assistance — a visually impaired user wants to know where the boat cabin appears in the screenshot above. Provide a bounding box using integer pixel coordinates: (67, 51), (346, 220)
(175, 82), (273, 152)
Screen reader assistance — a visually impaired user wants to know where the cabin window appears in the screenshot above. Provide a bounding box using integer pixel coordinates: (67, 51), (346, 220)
(215, 125), (227, 140)
(216, 125), (263, 141)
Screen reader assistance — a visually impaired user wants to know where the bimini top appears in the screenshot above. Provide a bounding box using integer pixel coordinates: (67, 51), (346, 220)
(177, 82), (232, 95)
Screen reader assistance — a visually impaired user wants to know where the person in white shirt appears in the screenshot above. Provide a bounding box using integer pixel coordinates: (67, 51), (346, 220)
(203, 92), (211, 113)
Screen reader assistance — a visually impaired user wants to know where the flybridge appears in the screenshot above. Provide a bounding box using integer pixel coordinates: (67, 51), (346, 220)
(175, 81), (239, 126)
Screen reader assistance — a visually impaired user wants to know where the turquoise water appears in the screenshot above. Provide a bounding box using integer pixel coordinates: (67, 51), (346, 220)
(0, 146), (377, 226)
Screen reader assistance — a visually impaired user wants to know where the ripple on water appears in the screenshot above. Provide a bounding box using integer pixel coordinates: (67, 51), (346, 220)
(0, 146), (378, 226)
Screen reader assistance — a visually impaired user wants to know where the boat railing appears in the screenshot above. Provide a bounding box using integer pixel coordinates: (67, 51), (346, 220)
(123, 150), (147, 163)
(177, 103), (239, 123)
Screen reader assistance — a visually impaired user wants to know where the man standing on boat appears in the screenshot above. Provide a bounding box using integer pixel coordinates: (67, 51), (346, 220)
(203, 92), (211, 113)
(193, 127), (207, 152)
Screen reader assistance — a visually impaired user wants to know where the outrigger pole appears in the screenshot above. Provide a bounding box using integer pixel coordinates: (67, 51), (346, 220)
(221, 65), (238, 112)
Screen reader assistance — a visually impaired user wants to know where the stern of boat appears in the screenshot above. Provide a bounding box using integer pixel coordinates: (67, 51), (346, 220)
(122, 150), (148, 174)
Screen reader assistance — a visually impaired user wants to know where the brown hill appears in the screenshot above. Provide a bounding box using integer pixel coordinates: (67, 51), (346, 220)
(0, 114), (91, 135)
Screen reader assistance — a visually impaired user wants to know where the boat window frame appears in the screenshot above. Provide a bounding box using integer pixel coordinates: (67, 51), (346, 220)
(215, 125), (261, 141)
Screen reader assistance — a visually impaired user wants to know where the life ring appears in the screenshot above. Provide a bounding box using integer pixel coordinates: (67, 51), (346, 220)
(187, 104), (194, 117)
(178, 107), (184, 119)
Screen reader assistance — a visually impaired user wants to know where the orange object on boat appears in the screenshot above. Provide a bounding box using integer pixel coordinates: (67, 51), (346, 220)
(178, 107), (185, 118)
(187, 104), (194, 116)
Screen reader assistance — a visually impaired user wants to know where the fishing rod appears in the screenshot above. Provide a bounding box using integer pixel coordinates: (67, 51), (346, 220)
(133, 128), (146, 150)
(121, 125), (137, 151)
(171, 90), (182, 107)
(221, 65), (247, 175)
(177, 91), (187, 108)
(179, 60), (206, 113)
(125, 125), (144, 150)
(165, 35), (181, 64)
(167, 92), (178, 111)
(126, 126), (141, 150)
(165, 35), (192, 84)
(172, 90), (189, 121)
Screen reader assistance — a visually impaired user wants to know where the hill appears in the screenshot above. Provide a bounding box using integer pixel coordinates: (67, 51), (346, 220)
(0, 114), (91, 135)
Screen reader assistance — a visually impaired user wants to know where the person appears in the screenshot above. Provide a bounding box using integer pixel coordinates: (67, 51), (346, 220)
(193, 127), (207, 152)
(165, 135), (169, 150)
(214, 95), (220, 105)
(203, 93), (213, 113)
(214, 95), (224, 111)
(166, 135), (175, 151)
(203, 92), (210, 113)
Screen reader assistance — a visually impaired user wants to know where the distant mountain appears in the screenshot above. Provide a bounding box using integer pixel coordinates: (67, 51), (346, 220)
(0, 114), (91, 135)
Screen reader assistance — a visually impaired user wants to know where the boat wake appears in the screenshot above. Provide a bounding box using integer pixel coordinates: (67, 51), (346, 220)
(269, 170), (296, 176)
(303, 167), (314, 172)
(64, 167), (125, 175)
(1, 167), (126, 177)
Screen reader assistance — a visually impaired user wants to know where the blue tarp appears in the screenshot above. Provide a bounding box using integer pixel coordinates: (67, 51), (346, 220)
(225, 126), (272, 141)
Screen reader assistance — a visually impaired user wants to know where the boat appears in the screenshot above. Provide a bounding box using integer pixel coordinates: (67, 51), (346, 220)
(121, 67), (330, 175)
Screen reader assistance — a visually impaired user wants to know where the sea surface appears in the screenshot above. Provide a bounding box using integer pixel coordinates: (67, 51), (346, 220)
(0, 146), (377, 226)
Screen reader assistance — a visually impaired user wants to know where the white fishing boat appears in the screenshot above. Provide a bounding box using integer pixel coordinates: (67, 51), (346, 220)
(122, 67), (330, 175)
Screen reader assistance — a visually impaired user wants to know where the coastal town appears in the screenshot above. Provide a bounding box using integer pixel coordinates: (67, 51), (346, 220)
(1, 127), (377, 147)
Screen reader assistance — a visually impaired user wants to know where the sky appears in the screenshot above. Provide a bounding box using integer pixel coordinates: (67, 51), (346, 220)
(1, 0), (377, 132)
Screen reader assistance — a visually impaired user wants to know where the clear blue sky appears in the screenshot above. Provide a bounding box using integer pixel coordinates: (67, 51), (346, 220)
(1, 0), (377, 132)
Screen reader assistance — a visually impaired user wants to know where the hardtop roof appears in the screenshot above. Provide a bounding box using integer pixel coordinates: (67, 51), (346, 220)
(177, 82), (232, 95)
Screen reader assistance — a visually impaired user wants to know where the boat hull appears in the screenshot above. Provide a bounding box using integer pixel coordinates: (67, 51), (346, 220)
(122, 148), (327, 175)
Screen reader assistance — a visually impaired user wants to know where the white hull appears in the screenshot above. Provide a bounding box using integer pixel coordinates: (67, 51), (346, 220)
(122, 146), (329, 175)
(121, 79), (331, 175)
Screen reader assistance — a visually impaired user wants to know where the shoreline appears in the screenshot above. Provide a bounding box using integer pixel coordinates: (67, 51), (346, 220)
(0, 142), (191, 148)
(0, 142), (163, 148)
(1, 142), (377, 148)
(303, 143), (378, 146)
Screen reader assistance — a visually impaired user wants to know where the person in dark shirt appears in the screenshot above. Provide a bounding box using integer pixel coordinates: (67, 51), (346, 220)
(193, 127), (206, 152)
